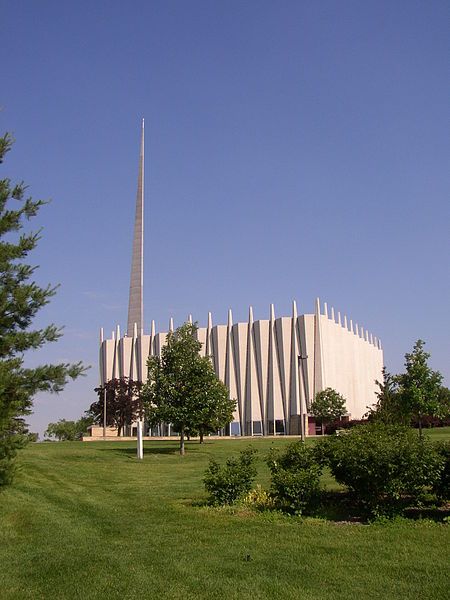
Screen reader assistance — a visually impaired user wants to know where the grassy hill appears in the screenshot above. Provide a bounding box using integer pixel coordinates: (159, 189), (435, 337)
(0, 431), (449, 599)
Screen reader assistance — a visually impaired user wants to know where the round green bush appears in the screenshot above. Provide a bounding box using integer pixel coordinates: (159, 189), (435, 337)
(320, 424), (445, 516)
(267, 442), (322, 515)
(203, 447), (257, 505)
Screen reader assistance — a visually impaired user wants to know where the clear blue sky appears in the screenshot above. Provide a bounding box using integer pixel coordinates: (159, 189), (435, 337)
(2, 1), (449, 436)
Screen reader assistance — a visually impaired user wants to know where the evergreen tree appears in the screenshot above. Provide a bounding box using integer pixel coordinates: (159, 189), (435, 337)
(366, 367), (407, 424)
(0, 133), (84, 486)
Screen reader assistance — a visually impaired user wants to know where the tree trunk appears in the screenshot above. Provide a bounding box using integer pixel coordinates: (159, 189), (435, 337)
(199, 429), (204, 444)
(180, 428), (185, 456)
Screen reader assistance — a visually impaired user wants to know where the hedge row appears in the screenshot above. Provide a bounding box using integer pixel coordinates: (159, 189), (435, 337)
(203, 424), (449, 518)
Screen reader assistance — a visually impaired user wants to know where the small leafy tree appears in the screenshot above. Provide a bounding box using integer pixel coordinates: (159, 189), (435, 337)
(0, 133), (84, 487)
(45, 416), (93, 441)
(397, 340), (444, 436)
(310, 388), (346, 434)
(142, 322), (235, 455)
(204, 447), (257, 505)
(90, 377), (142, 436)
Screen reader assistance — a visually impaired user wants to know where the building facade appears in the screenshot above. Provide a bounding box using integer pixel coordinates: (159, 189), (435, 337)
(99, 299), (383, 436)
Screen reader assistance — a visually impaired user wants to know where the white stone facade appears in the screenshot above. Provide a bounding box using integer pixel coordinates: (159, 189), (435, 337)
(99, 298), (383, 436)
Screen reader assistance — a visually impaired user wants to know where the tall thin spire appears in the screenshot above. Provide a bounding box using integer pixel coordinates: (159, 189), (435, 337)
(127, 119), (145, 336)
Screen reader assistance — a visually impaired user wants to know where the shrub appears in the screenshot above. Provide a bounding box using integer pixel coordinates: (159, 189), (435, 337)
(325, 418), (367, 435)
(241, 485), (276, 511)
(321, 424), (445, 516)
(267, 442), (322, 515)
(432, 442), (450, 500)
(203, 447), (257, 505)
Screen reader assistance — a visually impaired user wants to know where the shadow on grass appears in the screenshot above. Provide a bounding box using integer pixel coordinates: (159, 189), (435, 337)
(190, 498), (209, 508)
(312, 491), (450, 523)
(97, 442), (204, 458)
(190, 491), (450, 524)
(404, 505), (450, 521)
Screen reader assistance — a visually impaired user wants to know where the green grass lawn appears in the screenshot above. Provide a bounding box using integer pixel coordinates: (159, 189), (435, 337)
(0, 430), (449, 600)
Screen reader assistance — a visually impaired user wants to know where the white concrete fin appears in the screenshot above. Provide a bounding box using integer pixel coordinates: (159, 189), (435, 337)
(378, 338), (382, 349)
(370, 333), (374, 345)
(355, 323), (359, 336)
(248, 306), (254, 323)
(349, 319), (353, 334)
(151, 319), (155, 337)
(315, 298), (321, 316)
(344, 315), (348, 329)
(169, 317), (174, 332)
(331, 306), (335, 322)
(337, 311), (342, 326)
(116, 324), (121, 340)
(206, 311), (212, 357)
(324, 302), (329, 318)
(270, 303), (275, 321)
(292, 299), (298, 319)
(227, 308), (233, 327)
(112, 331), (115, 341)
(188, 314), (193, 324)
(133, 322), (138, 339)
(100, 328), (104, 343)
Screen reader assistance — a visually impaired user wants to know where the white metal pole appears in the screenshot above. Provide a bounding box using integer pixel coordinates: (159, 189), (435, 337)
(137, 419), (143, 460)
(300, 395), (305, 442)
(103, 387), (107, 439)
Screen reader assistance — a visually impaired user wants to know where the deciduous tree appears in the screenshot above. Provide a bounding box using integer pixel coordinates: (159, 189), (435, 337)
(45, 416), (93, 441)
(397, 340), (445, 436)
(90, 378), (142, 436)
(310, 388), (346, 435)
(142, 322), (235, 455)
